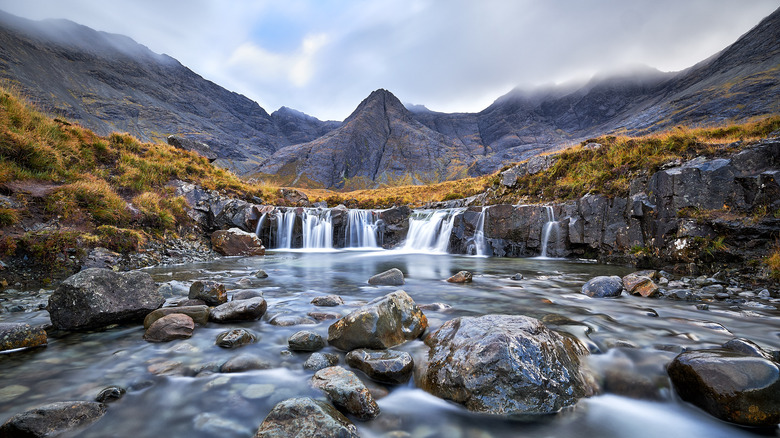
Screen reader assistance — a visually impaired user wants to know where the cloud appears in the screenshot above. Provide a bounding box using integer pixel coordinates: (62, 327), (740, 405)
(228, 33), (328, 88)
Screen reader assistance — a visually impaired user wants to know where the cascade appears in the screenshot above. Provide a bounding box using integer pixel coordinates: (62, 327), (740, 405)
(402, 209), (461, 253)
(345, 209), (380, 248)
(539, 206), (559, 258)
(275, 209), (297, 249)
(472, 207), (488, 256)
(302, 209), (333, 249)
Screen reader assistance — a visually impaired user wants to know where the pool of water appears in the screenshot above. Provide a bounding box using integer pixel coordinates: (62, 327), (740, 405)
(1, 250), (778, 437)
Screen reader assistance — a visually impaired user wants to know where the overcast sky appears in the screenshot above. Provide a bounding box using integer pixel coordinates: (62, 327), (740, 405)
(1, 0), (777, 121)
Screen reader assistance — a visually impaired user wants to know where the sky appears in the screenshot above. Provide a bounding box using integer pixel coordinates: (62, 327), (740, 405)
(0, 0), (777, 121)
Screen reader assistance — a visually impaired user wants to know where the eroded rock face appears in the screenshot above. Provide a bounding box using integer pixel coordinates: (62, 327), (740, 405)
(211, 228), (265, 256)
(346, 348), (414, 384)
(143, 314), (195, 343)
(668, 349), (780, 427)
(328, 290), (427, 351)
(0, 401), (107, 437)
(0, 323), (47, 352)
(209, 297), (267, 322)
(418, 314), (595, 415)
(311, 366), (380, 420)
(48, 268), (164, 331)
(253, 397), (358, 438)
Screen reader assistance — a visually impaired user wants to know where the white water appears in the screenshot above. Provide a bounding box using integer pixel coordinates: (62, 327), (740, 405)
(275, 210), (297, 249)
(302, 209), (332, 249)
(473, 207), (488, 256)
(540, 206), (559, 258)
(345, 209), (380, 248)
(402, 209), (461, 253)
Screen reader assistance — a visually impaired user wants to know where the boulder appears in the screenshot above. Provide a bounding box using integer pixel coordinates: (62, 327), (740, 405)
(418, 314), (595, 415)
(311, 295), (344, 307)
(211, 228), (265, 256)
(188, 280), (227, 306)
(143, 314), (195, 342)
(446, 271), (473, 283)
(328, 290), (427, 351)
(143, 305), (209, 329)
(0, 323), (47, 352)
(288, 331), (326, 352)
(668, 349), (780, 427)
(346, 349), (414, 384)
(48, 268), (164, 331)
(304, 352), (340, 372)
(581, 276), (623, 298)
(209, 297), (267, 322)
(622, 274), (659, 298)
(253, 397), (358, 438)
(368, 268), (405, 286)
(0, 401), (107, 437)
(311, 366), (380, 420)
(216, 329), (257, 349)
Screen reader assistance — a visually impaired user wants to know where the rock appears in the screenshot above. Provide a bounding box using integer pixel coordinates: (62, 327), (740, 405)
(328, 290), (427, 351)
(311, 366), (380, 420)
(622, 274), (660, 298)
(220, 354), (271, 373)
(81, 247), (122, 270)
(216, 329), (257, 349)
(188, 280), (227, 306)
(195, 412), (252, 436)
(167, 134), (218, 161)
(254, 269), (269, 278)
(418, 314), (595, 415)
(211, 228), (266, 256)
(253, 397), (358, 438)
(418, 302), (452, 312)
(311, 295), (344, 307)
(307, 311), (341, 321)
(368, 268), (405, 286)
(209, 297), (267, 322)
(346, 349), (414, 384)
(581, 276), (623, 298)
(722, 338), (775, 360)
(304, 353), (340, 372)
(95, 386), (125, 403)
(48, 268), (164, 331)
(446, 271), (473, 283)
(143, 305), (209, 329)
(668, 349), (780, 427)
(510, 273), (524, 281)
(278, 188), (310, 207)
(268, 314), (317, 326)
(0, 323), (47, 352)
(232, 290), (264, 301)
(143, 314), (195, 342)
(0, 401), (107, 437)
(288, 331), (326, 352)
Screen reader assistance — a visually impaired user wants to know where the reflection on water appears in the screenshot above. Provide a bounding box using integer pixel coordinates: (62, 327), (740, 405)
(0, 250), (778, 437)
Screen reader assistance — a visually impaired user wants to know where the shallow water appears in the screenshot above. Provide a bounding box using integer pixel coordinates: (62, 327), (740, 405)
(1, 250), (778, 437)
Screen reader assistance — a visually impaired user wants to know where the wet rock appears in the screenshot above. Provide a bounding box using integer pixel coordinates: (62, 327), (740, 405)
(510, 273), (524, 281)
(0, 323), (47, 352)
(232, 290), (264, 301)
(220, 354), (271, 373)
(622, 274), (659, 298)
(368, 268), (405, 286)
(418, 314), (595, 415)
(143, 305), (209, 329)
(254, 269), (269, 278)
(143, 314), (195, 342)
(307, 311), (341, 321)
(311, 366), (380, 420)
(663, 289), (699, 301)
(418, 303), (452, 312)
(178, 298), (207, 307)
(268, 314), (317, 326)
(253, 397), (358, 438)
(303, 352), (340, 372)
(668, 349), (780, 427)
(48, 268), (164, 331)
(311, 295), (344, 307)
(211, 228), (266, 256)
(216, 329), (257, 348)
(328, 290), (428, 351)
(581, 276), (623, 298)
(346, 349), (414, 384)
(188, 280), (227, 306)
(446, 271), (473, 283)
(722, 338), (775, 360)
(81, 247), (122, 270)
(95, 386), (125, 403)
(288, 331), (326, 352)
(209, 297), (267, 322)
(0, 401), (107, 437)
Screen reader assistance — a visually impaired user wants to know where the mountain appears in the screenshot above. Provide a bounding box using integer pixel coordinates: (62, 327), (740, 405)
(255, 89), (477, 188)
(0, 10), (339, 174)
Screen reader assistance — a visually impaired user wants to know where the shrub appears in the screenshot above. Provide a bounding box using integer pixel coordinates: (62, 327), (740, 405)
(0, 207), (19, 226)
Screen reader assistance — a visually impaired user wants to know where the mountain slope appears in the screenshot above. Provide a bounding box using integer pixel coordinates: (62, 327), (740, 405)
(0, 11), (338, 174)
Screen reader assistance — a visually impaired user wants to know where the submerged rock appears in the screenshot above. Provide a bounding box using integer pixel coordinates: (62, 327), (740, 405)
(328, 290), (427, 351)
(0, 401), (107, 437)
(0, 323), (47, 352)
(311, 366), (380, 420)
(346, 348), (414, 384)
(668, 348), (780, 427)
(216, 329), (257, 348)
(188, 280), (227, 306)
(253, 397), (358, 438)
(446, 271), (473, 283)
(48, 268), (164, 331)
(209, 297), (267, 322)
(418, 314), (595, 415)
(220, 354), (271, 373)
(143, 314), (195, 343)
(143, 305), (209, 329)
(581, 276), (623, 298)
(368, 268), (405, 286)
(211, 228), (265, 256)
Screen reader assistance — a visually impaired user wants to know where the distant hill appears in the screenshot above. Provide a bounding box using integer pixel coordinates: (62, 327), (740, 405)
(0, 10), (339, 174)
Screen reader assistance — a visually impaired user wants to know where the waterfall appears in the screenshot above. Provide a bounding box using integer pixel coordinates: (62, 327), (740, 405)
(402, 209), (460, 253)
(275, 209), (297, 249)
(540, 206), (559, 258)
(345, 209), (380, 248)
(302, 209), (333, 249)
(473, 207), (488, 256)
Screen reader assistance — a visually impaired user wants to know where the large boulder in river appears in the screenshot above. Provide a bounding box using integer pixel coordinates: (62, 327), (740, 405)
(143, 314), (195, 343)
(253, 397), (358, 438)
(0, 401), (107, 437)
(581, 276), (623, 298)
(667, 349), (780, 427)
(0, 323), (47, 352)
(211, 228), (265, 256)
(48, 268), (164, 331)
(417, 314), (595, 415)
(328, 290), (427, 351)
